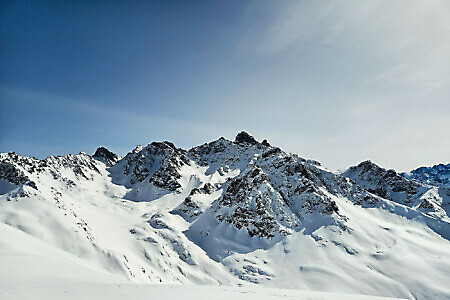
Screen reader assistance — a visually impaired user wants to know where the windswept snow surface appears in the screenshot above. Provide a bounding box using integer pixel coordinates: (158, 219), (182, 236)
(0, 134), (449, 299)
(2, 223), (401, 300)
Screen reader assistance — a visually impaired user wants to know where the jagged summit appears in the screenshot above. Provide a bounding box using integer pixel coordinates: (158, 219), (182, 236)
(402, 163), (450, 187)
(234, 131), (272, 148)
(261, 139), (271, 147)
(93, 146), (119, 167)
(342, 160), (449, 218)
(234, 131), (259, 145)
(351, 160), (386, 172)
(110, 140), (190, 197)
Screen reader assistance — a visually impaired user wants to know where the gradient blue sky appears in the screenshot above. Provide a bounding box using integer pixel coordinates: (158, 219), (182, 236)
(1, 0), (449, 172)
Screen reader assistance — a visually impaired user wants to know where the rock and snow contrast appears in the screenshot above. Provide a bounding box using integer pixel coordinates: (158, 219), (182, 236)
(0, 132), (449, 299)
(401, 163), (450, 188)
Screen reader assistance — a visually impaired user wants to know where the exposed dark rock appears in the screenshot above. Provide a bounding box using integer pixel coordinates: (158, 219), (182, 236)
(418, 199), (434, 210)
(235, 131), (258, 145)
(148, 213), (170, 229)
(0, 161), (37, 190)
(343, 160), (424, 206)
(261, 147), (281, 159)
(201, 183), (214, 194)
(261, 139), (271, 147)
(116, 141), (190, 191)
(213, 156), (348, 239)
(402, 163), (450, 187)
(93, 147), (119, 167)
(0, 151), (104, 193)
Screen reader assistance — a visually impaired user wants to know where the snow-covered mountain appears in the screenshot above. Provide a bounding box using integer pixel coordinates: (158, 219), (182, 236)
(342, 160), (449, 221)
(1, 132), (449, 299)
(401, 163), (450, 188)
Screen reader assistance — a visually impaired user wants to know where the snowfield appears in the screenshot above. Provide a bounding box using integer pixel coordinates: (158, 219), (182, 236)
(0, 224), (397, 300)
(0, 132), (448, 299)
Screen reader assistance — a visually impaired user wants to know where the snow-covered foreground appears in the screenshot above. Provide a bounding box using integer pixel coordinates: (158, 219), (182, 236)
(0, 224), (396, 300)
(1, 284), (400, 300)
(0, 133), (449, 299)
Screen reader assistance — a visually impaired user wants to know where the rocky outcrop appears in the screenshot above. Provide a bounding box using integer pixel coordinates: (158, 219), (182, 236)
(402, 163), (450, 187)
(0, 151), (103, 193)
(342, 160), (424, 205)
(211, 151), (349, 239)
(93, 147), (120, 167)
(235, 131), (259, 145)
(39, 153), (101, 183)
(341, 161), (449, 219)
(114, 141), (190, 191)
(0, 153), (38, 190)
(172, 183), (215, 221)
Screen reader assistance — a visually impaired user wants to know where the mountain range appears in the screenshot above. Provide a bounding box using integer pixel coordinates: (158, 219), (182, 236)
(1, 131), (449, 299)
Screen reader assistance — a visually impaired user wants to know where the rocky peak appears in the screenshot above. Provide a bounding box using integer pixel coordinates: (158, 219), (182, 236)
(353, 160), (379, 173)
(235, 131), (258, 145)
(42, 153), (101, 181)
(345, 160), (399, 180)
(261, 139), (271, 147)
(343, 160), (423, 205)
(0, 151), (103, 193)
(113, 141), (190, 191)
(93, 147), (119, 167)
(188, 138), (233, 160)
(149, 141), (185, 157)
(403, 163), (450, 187)
(0, 153), (38, 190)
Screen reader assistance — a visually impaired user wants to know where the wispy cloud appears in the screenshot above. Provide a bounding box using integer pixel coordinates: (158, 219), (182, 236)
(2, 2), (449, 171)
(256, 0), (450, 90)
(232, 1), (450, 171)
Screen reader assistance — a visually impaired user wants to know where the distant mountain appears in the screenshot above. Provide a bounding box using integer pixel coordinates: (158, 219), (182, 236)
(0, 132), (449, 299)
(342, 160), (449, 219)
(401, 163), (450, 187)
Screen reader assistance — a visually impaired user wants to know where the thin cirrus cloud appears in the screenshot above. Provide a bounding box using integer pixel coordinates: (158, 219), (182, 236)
(232, 0), (450, 171)
(257, 0), (450, 84)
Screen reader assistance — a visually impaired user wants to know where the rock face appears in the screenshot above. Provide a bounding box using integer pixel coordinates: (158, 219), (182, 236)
(0, 151), (102, 192)
(213, 155), (345, 240)
(93, 147), (120, 167)
(111, 141), (190, 191)
(261, 139), (271, 147)
(234, 131), (259, 145)
(171, 183), (215, 221)
(342, 160), (449, 218)
(342, 160), (423, 204)
(0, 153), (38, 190)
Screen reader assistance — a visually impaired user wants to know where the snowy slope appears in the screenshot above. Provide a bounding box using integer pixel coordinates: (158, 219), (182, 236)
(1, 223), (400, 300)
(0, 132), (449, 299)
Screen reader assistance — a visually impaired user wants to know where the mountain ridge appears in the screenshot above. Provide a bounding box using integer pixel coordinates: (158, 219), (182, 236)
(0, 131), (449, 299)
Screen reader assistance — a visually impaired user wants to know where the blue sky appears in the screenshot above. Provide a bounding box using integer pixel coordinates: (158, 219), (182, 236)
(1, 0), (449, 171)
